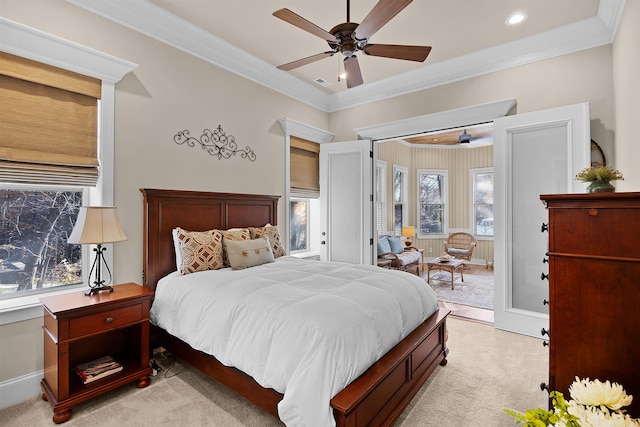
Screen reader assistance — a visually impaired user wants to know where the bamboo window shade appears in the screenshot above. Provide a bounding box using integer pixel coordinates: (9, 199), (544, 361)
(0, 51), (102, 186)
(290, 136), (320, 198)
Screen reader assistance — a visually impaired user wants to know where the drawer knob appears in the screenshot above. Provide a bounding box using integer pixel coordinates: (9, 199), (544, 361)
(542, 257), (549, 264)
(543, 299), (549, 306)
(540, 273), (549, 281)
(543, 341), (549, 347)
(541, 223), (549, 232)
(540, 383), (549, 392)
(105, 316), (113, 324)
(588, 208), (599, 216)
(541, 327), (549, 337)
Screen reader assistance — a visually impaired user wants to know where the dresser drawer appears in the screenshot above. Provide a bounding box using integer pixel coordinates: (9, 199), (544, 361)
(550, 207), (640, 257)
(69, 304), (143, 338)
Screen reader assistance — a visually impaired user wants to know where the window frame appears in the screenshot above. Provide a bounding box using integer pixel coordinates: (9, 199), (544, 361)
(417, 169), (448, 239)
(289, 197), (310, 254)
(375, 160), (387, 236)
(470, 167), (495, 239)
(392, 164), (408, 235)
(0, 20), (135, 325)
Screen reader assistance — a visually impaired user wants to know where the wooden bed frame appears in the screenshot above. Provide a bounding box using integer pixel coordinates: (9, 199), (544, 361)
(141, 188), (449, 427)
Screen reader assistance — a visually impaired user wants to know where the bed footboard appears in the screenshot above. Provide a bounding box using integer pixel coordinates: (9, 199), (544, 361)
(331, 308), (449, 427)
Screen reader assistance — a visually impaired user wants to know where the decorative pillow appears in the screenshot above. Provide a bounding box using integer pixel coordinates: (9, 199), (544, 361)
(377, 236), (391, 254)
(174, 227), (224, 275)
(224, 237), (274, 270)
(388, 236), (404, 254)
(222, 228), (251, 267)
(249, 224), (286, 258)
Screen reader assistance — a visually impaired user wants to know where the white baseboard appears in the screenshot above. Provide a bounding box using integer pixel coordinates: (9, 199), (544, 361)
(0, 370), (43, 410)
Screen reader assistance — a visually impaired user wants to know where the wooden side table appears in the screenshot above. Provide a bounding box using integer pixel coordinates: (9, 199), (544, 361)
(40, 283), (154, 423)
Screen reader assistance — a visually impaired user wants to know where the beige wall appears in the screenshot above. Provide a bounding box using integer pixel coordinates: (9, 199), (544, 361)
(0, 0), (326, 383)
(613, 0), (640, 191)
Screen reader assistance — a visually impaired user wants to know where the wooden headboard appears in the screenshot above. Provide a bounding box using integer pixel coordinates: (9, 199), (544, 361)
(140, 189), (280, 291)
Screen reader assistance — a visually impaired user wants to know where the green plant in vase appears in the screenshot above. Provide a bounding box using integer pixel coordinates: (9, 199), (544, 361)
(575, 166), (624, 193)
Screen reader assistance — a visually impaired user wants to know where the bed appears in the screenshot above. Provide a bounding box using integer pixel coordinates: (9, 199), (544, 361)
(141, 188), (449, 427)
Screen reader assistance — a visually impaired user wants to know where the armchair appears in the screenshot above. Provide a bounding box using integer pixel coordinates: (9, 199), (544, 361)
(444, 232), (477, 261)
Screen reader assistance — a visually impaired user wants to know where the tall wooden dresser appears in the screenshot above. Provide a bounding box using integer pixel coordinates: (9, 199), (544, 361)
(540, 192), (640, 417)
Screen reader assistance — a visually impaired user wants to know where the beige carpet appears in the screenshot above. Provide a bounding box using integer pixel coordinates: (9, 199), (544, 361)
(0, 318), (547, 427)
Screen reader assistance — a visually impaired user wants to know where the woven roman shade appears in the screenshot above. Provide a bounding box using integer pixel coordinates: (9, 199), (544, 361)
(290, 136), (320, 198)
(0, 52), (101, 186)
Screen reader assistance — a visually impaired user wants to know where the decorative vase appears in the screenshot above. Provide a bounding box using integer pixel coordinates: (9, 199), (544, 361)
(587, 180), (615, 193)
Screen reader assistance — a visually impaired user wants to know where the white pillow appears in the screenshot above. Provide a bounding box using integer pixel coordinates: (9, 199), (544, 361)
(172, 228), (182, 268)
(224, 237), (274, 270)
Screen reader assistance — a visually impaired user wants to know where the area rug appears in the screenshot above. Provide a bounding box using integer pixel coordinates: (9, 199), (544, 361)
(427, 272), (494, 309)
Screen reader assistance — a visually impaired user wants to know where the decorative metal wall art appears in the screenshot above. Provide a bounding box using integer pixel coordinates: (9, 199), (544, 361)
(174, 125), (256, 161)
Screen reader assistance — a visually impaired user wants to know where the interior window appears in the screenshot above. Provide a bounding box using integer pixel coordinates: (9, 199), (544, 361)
(472, 168), (494, 237)
(417, 169), (448, 236)
(0, 186), (85, 298)
(289, 198), (309, 253)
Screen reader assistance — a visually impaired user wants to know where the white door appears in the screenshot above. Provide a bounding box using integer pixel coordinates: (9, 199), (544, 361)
(494, 103), (590, 338)
(319, 140), (374, 264)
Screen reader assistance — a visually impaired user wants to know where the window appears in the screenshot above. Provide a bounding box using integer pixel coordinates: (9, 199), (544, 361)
(290, 198), (309, 253)
(393, 165), (408, 235)
(417, 169), (448, 236)
(471, 168), (494, 237)
(0, 185), (85, 298)
(375, 160), (387, 236)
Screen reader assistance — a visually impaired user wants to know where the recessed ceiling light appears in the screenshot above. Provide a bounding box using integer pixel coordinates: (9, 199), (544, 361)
(506, 12), (527, 25)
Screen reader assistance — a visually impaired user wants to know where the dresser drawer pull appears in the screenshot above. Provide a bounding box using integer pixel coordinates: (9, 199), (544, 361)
(543, 341), (549, 347)
(540, 383), (549, 392)
(588, 208), (599, 216)
(541, 327), (549, 337)
(543, 299), (549, 306)
(541, 223), (549, 232)
(105, 316), (113, 324)
(542, 257), (548, 264)
(540, 273), (549, 281)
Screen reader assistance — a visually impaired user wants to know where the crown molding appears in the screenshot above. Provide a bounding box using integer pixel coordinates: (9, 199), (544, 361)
(277, 118), (335, 144)
(0, 17), (137, 82)
(67, 0), (623, 112)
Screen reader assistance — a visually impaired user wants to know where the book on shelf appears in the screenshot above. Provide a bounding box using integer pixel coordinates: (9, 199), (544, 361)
(74, 355), (123, 384)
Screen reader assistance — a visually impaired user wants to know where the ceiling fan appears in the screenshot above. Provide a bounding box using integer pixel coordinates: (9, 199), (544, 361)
(273, 0), (432, 88)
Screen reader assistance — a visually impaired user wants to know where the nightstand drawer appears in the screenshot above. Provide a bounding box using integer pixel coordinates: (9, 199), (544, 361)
(69, 304), (143, 338)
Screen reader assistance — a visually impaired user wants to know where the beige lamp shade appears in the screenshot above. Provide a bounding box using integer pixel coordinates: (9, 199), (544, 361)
(68, 207), (127, 244)
(401, 226), (415, 237)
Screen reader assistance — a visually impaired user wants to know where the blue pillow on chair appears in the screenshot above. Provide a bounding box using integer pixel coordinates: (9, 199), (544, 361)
(388, 236), (404, 254)
(377, 236), (391, 254)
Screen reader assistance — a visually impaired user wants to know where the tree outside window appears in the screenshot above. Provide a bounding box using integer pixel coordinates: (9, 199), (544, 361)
(472, 169), (494, 237)
(290, 198), (309, 252)
(0, 188), (83, 297)
(418, 170), (447, 236)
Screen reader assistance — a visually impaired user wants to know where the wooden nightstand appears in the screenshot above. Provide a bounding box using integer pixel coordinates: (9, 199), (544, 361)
(39, 283), (154, 423)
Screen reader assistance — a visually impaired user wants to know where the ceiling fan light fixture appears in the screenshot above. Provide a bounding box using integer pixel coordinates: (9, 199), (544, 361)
(458, 130), (472, 143)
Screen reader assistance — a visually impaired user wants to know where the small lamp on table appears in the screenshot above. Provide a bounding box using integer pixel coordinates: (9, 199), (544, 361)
(401, 226), (415, 248)
(68, 207), (127, 296)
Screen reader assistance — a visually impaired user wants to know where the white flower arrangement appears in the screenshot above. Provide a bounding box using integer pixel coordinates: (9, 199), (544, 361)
(504, 377), (640, 426)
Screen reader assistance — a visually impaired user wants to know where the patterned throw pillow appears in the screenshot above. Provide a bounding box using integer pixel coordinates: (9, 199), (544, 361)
(174, 227), (224, 275)
(224, 237), (274, 270)
(249, 224), (286, 258)
(222, 228), (251, 267)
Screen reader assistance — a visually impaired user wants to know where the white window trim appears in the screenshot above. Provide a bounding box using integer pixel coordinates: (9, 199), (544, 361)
(375, 160), (387, 236)
(393, 164), (408, 234)
(0, 18), (137, 325)
(417, 169), (448, 239)
(470, 167), (494, 240)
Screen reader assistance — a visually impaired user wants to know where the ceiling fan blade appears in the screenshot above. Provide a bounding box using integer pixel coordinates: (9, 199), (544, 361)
(355, 0), (413, 40)
(277, 51), (335, 71)
(273, 8), (336, 42)
(344, 55), (364, 88)
(363, 44), (431, 62)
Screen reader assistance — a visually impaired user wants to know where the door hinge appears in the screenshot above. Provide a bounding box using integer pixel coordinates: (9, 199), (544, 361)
(369, 150), (373, 158)
(370, 194), (373, 201)
(370, 238), (374, 245)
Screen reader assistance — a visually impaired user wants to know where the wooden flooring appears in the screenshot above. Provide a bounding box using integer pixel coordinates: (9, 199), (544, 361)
(423, 262), (495, 325)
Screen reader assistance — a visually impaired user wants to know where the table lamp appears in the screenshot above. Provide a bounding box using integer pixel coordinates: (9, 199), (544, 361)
(68, 207), (127, 296)
(401, 226), (415, 247)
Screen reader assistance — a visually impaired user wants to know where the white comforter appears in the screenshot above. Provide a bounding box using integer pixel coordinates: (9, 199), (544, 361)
(150, 256), (439, 427)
